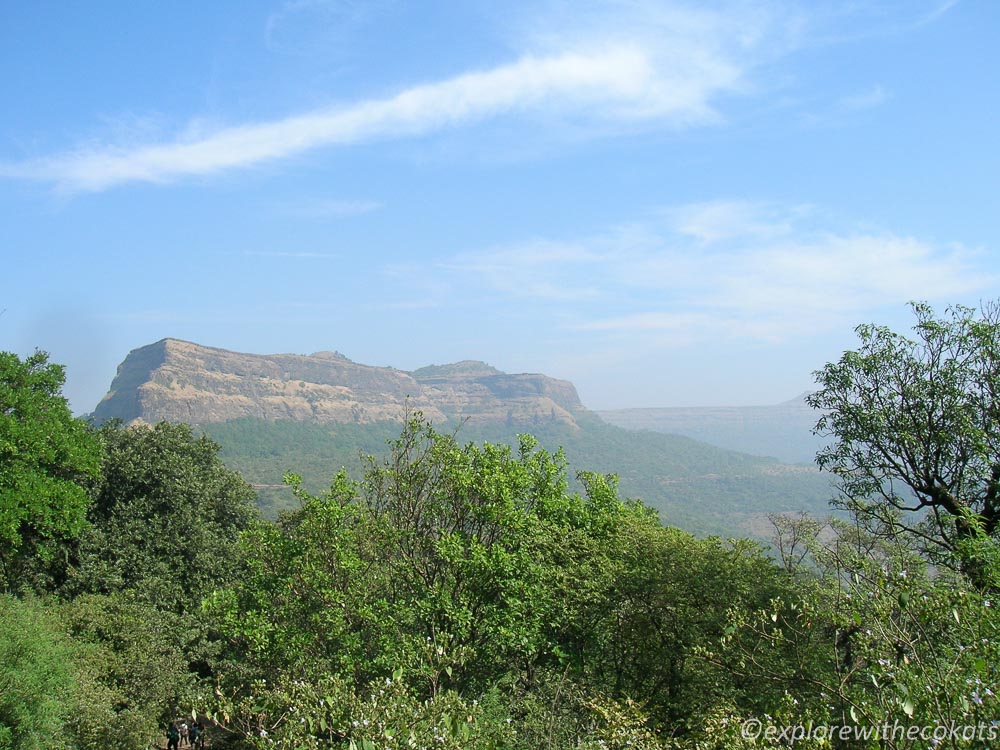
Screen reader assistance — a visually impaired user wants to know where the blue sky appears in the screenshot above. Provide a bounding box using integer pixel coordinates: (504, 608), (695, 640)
(2, 0), (998, 413)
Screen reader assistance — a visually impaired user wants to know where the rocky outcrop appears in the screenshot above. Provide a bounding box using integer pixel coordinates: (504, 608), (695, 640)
(93, 339), (585, 428)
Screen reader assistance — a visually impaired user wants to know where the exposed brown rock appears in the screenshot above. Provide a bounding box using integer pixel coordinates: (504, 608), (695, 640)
(93, 338), (585, 428)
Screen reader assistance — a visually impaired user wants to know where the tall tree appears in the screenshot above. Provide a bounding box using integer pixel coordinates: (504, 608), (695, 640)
(66, 420), (257, 612)
(809, 302), (1000, 586)
(0, 350), (99, 592)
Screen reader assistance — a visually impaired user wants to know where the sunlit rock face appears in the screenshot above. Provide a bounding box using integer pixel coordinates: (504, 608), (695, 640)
(93, 338), (585, 428)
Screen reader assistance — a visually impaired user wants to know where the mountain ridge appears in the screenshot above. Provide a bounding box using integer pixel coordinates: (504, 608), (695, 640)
(92, 338), (585, 428)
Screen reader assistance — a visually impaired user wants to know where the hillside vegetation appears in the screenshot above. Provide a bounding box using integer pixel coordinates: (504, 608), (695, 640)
(5, 304), (1000, 749)
(205, 412), (833, 537)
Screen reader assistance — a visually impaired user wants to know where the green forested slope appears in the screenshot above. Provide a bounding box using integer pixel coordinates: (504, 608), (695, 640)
(205, 413), (834, 537)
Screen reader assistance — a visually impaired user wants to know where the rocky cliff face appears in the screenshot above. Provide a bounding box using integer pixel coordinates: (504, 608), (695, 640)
(92, 339), (586, 428)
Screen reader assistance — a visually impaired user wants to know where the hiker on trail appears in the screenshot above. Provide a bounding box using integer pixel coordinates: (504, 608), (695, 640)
(179, 721), (189, 747)
(190, 720), (203, 749)
(166, 722), (180, 750)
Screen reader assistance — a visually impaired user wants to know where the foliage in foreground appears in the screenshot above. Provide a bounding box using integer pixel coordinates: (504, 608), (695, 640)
(700, 517), (1000, 749)
(203, 416), (800, 748)
(0, 351), (100, 593)
(4, 303), (1000, 748)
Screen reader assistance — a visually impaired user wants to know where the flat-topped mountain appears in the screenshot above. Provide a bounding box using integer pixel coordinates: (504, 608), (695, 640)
(92, 338), (585, 428)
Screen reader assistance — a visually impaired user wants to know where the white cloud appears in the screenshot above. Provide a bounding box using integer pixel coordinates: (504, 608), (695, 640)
(704, 233), (982, 321)
(0, 1), (954, 193)
(666, 200), (804, 244)
(440, 240), (608, 301)
(1, 2), (768, 193)
(436, 200), (992, 345)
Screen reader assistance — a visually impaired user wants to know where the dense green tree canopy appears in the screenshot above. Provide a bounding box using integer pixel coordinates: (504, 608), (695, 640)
(65, 420), (257, 613)
(0, 594), (80, 749)
(204, 416), (802, 747)
(0, 351), (99, 592)
(0, 594), (130, 750)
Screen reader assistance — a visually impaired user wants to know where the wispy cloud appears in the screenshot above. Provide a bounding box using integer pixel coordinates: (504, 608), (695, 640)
(430, 200), (991, 345)
(440, 240), (607, 301)
(0, 1), (955, 193)
(1, 3), (771, 193)
(666, 200), (806, 244)
(9, 45), (739, 193)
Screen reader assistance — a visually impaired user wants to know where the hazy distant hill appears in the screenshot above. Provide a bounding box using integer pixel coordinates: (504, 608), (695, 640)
(92, 339), (836, 538)
(598, 395), (825, 465)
